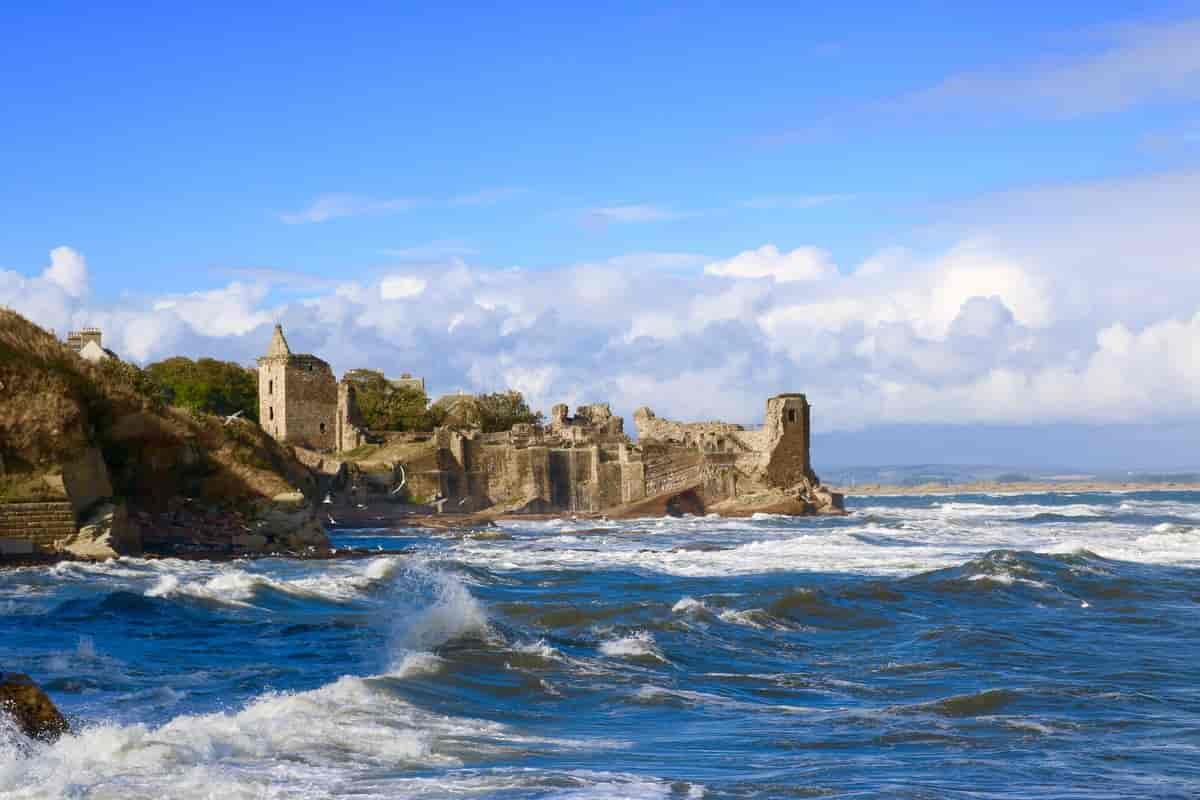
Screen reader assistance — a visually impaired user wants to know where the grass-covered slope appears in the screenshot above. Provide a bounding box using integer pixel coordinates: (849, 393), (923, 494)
(0, 309), (313, 511)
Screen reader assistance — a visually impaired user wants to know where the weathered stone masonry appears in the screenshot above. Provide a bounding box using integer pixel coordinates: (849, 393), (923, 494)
(409, 393), (842, 515)
(257, 325), (367, 453)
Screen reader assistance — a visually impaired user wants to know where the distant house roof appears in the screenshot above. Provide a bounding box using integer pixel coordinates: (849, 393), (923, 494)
(78, 340), (115, 363)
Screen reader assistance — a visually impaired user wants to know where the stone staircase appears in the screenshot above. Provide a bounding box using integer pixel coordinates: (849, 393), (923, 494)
(0, 502), (77, 555)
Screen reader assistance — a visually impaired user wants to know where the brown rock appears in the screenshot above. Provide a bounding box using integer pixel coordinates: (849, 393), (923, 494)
(0, 672), (69, 742)
(56, 502), (142, 560)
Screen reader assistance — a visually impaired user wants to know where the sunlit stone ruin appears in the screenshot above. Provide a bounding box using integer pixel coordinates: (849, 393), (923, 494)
(257, 325), (371, 453)
(255, 325), (843, 517)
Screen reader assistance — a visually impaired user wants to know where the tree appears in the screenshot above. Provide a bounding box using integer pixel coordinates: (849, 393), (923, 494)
(144, 357), (259, 421)
(476, 390), (543, 433)
(344, 369), (441, 431)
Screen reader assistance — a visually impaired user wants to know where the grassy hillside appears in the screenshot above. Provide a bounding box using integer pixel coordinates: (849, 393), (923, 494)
(0, 309), (313, 511)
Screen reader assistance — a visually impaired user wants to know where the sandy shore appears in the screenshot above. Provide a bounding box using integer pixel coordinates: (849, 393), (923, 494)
(832, 480), (1200, 497)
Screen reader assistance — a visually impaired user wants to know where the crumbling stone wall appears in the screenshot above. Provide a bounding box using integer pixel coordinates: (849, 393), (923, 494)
(336, 382), (369, 453)
(281, 356), (337, 451)
(635, 394), (815, 504)
(401, 393), (834, 516)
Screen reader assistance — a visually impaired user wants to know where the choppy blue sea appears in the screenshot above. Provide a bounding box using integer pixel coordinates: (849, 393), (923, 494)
(3, 491), (1200, 798)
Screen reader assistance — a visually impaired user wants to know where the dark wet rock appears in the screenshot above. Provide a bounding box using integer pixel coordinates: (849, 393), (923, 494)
(0, 672), (69, 742)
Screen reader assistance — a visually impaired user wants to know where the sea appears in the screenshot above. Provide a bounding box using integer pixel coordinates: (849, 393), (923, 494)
(2, 490), (1199, 799)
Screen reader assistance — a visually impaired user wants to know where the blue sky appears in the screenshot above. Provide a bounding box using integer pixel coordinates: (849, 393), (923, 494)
(4, 3), (1200, 468)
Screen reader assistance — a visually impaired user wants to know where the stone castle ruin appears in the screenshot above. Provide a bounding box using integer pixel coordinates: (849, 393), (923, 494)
(257, 325), (370, 453)
(256, 324), (843, 516)
(406, 395), (843, 516)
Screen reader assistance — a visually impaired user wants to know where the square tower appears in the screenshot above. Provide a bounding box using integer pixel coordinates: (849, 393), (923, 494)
(257, 324), (338, 451)
(763, 393), (813, 487)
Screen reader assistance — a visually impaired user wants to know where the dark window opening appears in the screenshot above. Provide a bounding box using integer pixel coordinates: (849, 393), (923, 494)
(787, 409), (797, 424)
(269, 407), (274, 421)
(320, 422), (326, 434)
(268, 379), (273, 395)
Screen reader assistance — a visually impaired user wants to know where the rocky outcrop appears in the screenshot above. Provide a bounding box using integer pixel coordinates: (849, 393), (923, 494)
(246, 492), (329, 552)
(0, 672), (69, 742)
(55, 502), (142, 560)
(60, 447), (114, 520)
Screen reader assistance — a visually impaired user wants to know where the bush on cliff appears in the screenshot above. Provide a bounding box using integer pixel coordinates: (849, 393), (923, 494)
(144, 356), (259, 422)
(431, 390), (543, 432)
(476, 391), (544, 433)
(344, 369), (444, 432)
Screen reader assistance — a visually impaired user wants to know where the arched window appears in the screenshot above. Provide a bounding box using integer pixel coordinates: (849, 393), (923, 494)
(320, 422), (326, 434)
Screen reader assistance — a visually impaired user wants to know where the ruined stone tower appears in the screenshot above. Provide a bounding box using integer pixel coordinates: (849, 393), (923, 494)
(257, 325), (338, 451)
(762, 393), (813, 488)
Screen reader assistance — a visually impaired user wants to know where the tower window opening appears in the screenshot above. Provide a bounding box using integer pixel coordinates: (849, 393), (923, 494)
(268, 379), (273, 395)
(269, 407), (274, 421)
(320, 422), (326, 434)
(787, 409), (797, 424)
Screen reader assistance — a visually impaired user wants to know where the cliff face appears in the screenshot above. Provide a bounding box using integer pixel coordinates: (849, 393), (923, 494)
(0, 310), (325, 557)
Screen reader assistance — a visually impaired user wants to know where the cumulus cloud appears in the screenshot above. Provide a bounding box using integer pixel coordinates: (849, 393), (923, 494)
(704, 244), (837, 283)
(43, 246), (89, 297)
(8, 170), (1200, 435)
(0, 246), (91, 334)
(379, 274), (428, 300)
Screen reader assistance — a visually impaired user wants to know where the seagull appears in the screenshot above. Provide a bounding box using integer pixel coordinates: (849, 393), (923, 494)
(222, 410), (245, 425)
(323, 493), (333, 504)
(327, 514), (338, 525)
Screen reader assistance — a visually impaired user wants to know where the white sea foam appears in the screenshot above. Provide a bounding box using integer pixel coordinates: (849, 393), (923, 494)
(0, 667), (630, 799)
(446, 494), (1200, 577)
(672, 596), (708, 614)
(0, 675), (455, 799)
(599, 631), (665, 662)
(141, 556), (403, 608)
(388, 568), (489, 658)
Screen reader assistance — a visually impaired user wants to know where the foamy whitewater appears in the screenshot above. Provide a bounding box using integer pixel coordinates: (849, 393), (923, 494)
(3, 491), (1199, 798)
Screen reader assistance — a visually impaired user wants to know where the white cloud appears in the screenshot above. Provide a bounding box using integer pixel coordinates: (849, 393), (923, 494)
(742, 194), (848, 210)
(8, 170), (1200, 437)
(379, 274), (428, 300)
(905, 18), (1200, 118)
(43, 246), (89, 297)
(379, 240), (479, 261)
(150, 282), (272, 337)
(279, 193), (418, 224)
(704, 244), (837, 283)
(583, 204), (681, 226)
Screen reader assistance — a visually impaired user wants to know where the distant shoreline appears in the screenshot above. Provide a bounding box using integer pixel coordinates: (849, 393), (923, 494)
(832, 480), (1200, 497)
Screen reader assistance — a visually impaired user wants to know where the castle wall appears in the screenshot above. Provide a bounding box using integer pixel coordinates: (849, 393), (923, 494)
(259, 359), (290, 442)
(336, 383), (368, 453)
(399, 393), (822, 516)
(283, 359), (337, 451)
